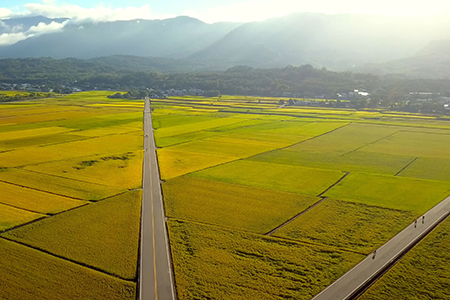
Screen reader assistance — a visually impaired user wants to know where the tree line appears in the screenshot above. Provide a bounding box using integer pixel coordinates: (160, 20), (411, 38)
(0, 57), (449, 113)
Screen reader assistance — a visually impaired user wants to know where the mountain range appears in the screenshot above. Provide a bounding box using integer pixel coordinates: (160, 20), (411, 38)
(1, 13), (450, 78)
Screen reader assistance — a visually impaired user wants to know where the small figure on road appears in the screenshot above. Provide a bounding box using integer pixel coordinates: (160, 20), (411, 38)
(414, 219), (417, 228)
(422, 215), (425, 224)
(372, 250), (376, 259)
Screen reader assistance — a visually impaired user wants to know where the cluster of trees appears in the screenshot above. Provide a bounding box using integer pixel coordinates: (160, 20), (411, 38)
(107, 90), (150, 99)
(0, 92), (54, 102)
(1, 57), (449, 113)
(79, 65), (450, 100)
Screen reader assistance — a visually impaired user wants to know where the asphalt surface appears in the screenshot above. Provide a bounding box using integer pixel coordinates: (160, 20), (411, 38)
(312, 195), (450, 300)
(139, 97), (176, 300)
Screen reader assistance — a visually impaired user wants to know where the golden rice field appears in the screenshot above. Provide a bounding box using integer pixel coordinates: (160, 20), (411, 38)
(152, 96), (450, 299)
(0, 91), (145, 299)
(163, 176), (320, 234)
(168, 220), (365, 300)
(0, 238), (136, 300)
(359, 216), (450, 300)
(0, 168), (123, 200)
(24, 150), (143, 189)
(2, 191), (142, 280)
(1, 92), (450, 299)
(0, 181), (87, 214)
(274, 199), (416, 254)
(0, 203), (44, 232)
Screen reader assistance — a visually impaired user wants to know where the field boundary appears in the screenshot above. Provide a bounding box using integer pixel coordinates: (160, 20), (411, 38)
(341, 130), (399, 157)
(168, 217), (368, 256)
(0, 216), (47, 234)
(318, 172), (350, 197)
(172, 122), (351, 180)
(0, 236), (136, 282)
(394, 157), (418, 176)
(0, 178), (86, 201)
(0, 201), (91, 234)
(0, 201), (51, 215)
(266, 198), (328, 236)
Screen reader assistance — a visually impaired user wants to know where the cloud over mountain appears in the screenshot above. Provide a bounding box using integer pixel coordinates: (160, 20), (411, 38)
(20, 3), (160, 22)
(0, 19), (68, 45)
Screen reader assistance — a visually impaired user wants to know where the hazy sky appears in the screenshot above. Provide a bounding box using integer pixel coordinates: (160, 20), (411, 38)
(2, 0), (450, 23)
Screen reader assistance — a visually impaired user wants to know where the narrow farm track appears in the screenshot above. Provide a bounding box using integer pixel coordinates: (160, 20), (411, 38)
(311, 194), (450, 300)
(139, 98), (176, 300)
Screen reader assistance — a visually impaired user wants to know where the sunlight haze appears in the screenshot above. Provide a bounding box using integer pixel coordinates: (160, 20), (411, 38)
(1, 0), (450, 23)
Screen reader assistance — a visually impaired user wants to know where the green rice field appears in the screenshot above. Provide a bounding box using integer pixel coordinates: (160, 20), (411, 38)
(152, 96), (450, 299)
(1, 92), (450, 299)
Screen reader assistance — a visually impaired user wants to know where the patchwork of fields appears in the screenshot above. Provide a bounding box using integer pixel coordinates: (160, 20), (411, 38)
(1, 92), (450, 299)
(152, 96), (450, 299)
(0, 92), (144, 299)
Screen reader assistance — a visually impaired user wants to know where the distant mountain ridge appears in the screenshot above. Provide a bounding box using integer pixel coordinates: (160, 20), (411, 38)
(354, 39), (450, 79)
(1, 13), (450, 77)
(0, 16), (240, 60)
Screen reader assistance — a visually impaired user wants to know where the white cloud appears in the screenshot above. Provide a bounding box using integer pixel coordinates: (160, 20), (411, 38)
(0, 20), (68, 46)
(20, 3), (163, 22)
(0, 32), (29, 46)
(28, 20), (68, 34)
(0, 8), (12, 19)
(0, 2), (169, 46)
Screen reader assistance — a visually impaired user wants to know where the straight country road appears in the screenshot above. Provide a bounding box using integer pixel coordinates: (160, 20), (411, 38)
(312, 195), (450, 300)
(139, 97), (176, 300)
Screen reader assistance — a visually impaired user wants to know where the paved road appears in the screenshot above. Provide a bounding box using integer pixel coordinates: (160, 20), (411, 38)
(312, 195), (450, 300)
(139, 97), (176, 300)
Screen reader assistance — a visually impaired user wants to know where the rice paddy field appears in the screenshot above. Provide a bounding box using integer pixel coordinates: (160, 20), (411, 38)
(0, 92), (144, 299)
(1, 92), (450, 299)
(152, 96), (450, 299)
(359, 216), (450, 300)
